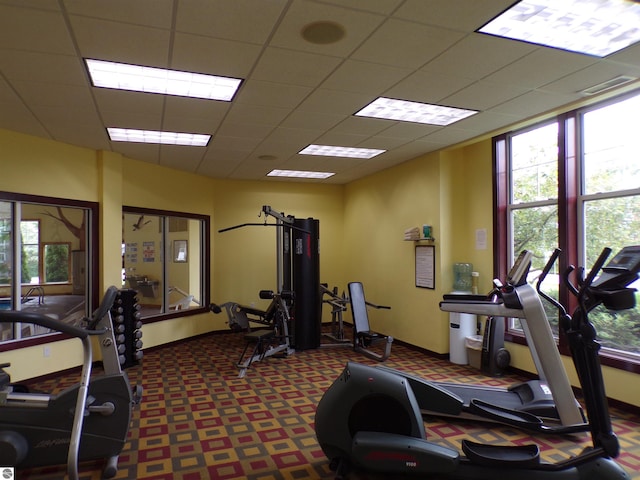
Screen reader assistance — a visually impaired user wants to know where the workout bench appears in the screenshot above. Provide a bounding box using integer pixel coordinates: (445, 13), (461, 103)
(348, 282), (394, 362)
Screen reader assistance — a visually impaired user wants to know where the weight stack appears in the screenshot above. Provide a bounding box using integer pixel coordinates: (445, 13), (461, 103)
(292, 217), (321, 350)
(111, 288), (143, 369)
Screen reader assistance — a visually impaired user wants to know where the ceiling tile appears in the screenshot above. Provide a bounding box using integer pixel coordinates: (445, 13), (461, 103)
(394, 0), (514, 32)
(421, 32), (537, 80)
(385, 70), (476, 104)
(175, 0), (288, 44)
(171, 33), (263, 78)
(249, 47), (343, 87)
(442, 80), (529, 111)
(69, 16), (171, 66)
(63, 0), (174, 28)
(352, 18), (465, 69)
(0, 4), (74, 55)
(482, 48), (598, 90)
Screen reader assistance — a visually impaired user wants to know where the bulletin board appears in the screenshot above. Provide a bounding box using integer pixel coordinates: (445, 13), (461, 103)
(415, 245), (435, 289)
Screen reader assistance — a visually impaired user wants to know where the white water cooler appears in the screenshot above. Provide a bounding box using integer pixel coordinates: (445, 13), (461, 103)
(448, 292), (476, 365)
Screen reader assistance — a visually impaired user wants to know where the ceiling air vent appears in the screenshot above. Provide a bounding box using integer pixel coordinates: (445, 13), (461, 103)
(580, 75), (637, 96)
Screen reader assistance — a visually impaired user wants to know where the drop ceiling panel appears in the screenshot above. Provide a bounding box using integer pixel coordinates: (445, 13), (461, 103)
(175, 0), (288, 44)
(318, 0), (403, 15)
(312, 131), (369, 147)
(442, 80), (529, 111)
(0, 78), (49, 138)
(483, 48), (598, 90)
(13, 81), (94, 109)
(254, 126), (321, 156)
(112, 143), (161, 164)
(210, 135), (263, 153)
(69, 16), (171, 66)
(0, 5), (75, 55)
(420, 33), (537, 80)
(214, 122), (274, 142)
(280, 111), (344, 131)
(171, 33), (263, 77)
(63, 0), (174, 28)
(328, 116), (391, 137)
(489, 90), (584, 118)
(451, 110), (520, 134)
(295, 89), (373, 115)
(320, 59), (413, 95)
(159, 145), (205, 172)
(225, 103), (291, 126)
(93, 89), (165, 118)
(385, 70), (476, 104)
(377, 121), (440, 141)
(249, 47), (343, 87)
(43, 115), (110, 150)
(234, 80), (313, 108)
(351, 18), (465, 68)
(394, 0), (514, 32)
(541, 61), (640, 95)
(0, 51), (86, 86)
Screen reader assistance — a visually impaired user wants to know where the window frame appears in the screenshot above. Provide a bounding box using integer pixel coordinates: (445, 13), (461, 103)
(0, 191), (99, 352)
(494, 92), (640, 374)
(122, 206), (210, 323)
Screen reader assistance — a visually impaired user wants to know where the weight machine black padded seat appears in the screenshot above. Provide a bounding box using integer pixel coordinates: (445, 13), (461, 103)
(236, 329), (276, 371)
(348, 282), (393, 362)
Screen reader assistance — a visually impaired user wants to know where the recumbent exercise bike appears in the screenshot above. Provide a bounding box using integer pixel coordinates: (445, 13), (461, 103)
(0, 286), (141, 479)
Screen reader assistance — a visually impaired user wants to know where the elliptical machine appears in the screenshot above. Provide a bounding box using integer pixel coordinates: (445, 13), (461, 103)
(0, 286), (140, 479)
(315, 246), (639, 479)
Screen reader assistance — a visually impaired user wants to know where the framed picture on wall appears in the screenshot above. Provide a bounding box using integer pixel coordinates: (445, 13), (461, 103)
(173, 240), (188, 262)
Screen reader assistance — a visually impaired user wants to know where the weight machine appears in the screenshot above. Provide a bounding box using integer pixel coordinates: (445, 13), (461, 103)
(214, 206), (322, 375)
(320, 282), (394, 361)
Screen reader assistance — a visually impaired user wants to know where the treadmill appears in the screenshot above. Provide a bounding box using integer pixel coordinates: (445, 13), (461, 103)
(379, 250), (588, 434)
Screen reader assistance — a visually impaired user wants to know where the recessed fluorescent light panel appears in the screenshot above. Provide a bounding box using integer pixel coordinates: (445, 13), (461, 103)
(86, 59), (242, 101)
(267, 169), (335, 179)
(478, 0), (640, 57)
(107, 128), (210, 146)
(299, 144), (385, 159)
(355, 97), (478, 126)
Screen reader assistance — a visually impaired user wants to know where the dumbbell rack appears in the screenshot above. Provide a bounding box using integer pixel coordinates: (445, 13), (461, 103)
(110, 289), (143, 368)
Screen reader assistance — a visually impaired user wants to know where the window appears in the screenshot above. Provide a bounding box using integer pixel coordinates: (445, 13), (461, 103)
(0, 193), (98, 346)
(122, 207), (209, 320)
(494, 89), (640, 370)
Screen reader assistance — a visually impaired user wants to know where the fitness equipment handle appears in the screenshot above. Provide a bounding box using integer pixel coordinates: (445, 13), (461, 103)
(0, 311), (90, 339)
(0, 285), (118, 338)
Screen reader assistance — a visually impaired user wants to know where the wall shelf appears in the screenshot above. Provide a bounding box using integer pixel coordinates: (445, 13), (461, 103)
(405, 237), (435, 242)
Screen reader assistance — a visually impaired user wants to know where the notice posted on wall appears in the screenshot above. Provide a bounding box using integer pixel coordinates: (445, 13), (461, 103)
(143, 241), (155, 262)
(415, 245), (435, 289)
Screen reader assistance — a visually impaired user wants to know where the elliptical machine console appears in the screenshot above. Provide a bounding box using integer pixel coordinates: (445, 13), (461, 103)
(315, 247), (638, 479)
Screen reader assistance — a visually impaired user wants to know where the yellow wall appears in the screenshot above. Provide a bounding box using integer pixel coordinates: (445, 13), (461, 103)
(0, 126), (639, 408)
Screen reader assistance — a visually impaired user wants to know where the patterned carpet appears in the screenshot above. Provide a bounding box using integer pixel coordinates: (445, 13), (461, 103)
(17, 329), (640, 479)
